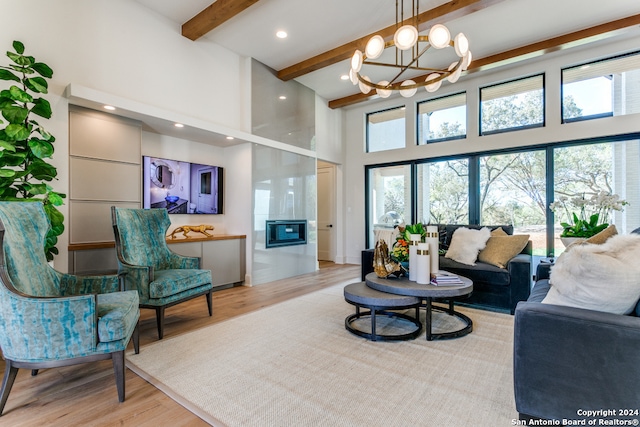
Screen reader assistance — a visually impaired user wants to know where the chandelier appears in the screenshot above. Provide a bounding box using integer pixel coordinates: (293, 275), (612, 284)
(349, 0), (472, 98)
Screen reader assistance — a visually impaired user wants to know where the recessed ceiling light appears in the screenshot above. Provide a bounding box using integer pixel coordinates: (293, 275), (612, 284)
(104, 105), (116, 111)
(276, 30), (288, 39)
(279, 95), (287, 100)
(174, 123), (184, 128)
(340, 74), (350, 81)
(226, 136), (234, 140)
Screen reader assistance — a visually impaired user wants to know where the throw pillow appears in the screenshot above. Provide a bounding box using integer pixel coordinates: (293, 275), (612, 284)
(585, 224), (618, 245)
(490, 227), (508, 237)
(543, 233), (640, 315)
(477, 234), (530, 268)
(445, 227), (491, 266)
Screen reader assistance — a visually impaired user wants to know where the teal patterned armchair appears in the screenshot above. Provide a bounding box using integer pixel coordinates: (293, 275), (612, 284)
(0, 202), (140, 416)
(111, 207), (213, 339)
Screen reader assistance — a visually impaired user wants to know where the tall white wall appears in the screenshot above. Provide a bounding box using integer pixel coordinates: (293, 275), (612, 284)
(0, 0), (249, 270)
(342, 34), (640, 264)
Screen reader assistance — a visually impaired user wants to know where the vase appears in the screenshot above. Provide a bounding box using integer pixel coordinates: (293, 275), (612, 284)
(400, 261), (410, 276)
(560, 237), (584, 247)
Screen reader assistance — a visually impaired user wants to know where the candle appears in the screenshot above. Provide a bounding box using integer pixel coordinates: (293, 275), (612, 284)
(409, 240), (419, 281)
(425, 226), (439, 274)
(416, 243), (430, 285)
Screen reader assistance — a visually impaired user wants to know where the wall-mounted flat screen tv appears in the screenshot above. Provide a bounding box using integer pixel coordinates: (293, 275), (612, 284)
(142, 156), (223, 214)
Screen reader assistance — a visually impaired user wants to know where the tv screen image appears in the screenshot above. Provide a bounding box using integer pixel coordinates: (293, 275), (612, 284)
(142, 156), (223, 214)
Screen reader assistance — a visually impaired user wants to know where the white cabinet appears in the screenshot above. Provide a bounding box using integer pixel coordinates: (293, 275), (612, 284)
(168, 236), (246, 288)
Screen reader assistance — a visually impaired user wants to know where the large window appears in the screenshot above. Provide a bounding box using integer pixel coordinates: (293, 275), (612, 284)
(366, 106), (406, 153)
(367, 164), (412, 246)
(479, 151), (546, 255)
(480, 74), (545, 135)
(553, 140), (640, 252)
(416, 159), (469, 224)
(365, 136), (640, 255)
(417, 93), (466, 144)
(562, 51), (640, 123)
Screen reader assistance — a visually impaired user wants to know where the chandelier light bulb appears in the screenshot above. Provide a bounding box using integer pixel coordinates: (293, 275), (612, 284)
(425, 73), (442, 92)
(454, 33), (469, 57)
(365, 35), (385, 60)
(400, 80), (417, 98)
(429, 24), (451, 49)
(349, 69), (359, 85)
(351, 50), (363, 73)
(447, 62), (462, 83)
(358, 76), (372, 94)
(462, 51), (473, 71)
(376, 80), (392, 98)
(394, 25), (419, 50)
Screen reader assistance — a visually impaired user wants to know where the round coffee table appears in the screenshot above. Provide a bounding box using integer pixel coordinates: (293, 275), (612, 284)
(365, 272), (473, 341)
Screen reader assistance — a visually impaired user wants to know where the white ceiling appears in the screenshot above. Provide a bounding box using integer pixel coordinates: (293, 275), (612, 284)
(133, 0), (640, 102)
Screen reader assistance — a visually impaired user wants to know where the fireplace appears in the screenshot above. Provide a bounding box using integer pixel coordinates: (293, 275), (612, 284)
(265, 220), (307, 248)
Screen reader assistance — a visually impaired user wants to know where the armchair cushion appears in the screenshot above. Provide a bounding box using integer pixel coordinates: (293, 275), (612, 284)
(97, 290), (140, 343)
(150, 269), (212, 299)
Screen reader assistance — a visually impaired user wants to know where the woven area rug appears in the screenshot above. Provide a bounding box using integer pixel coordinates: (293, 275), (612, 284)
(126, 278), (517, 426)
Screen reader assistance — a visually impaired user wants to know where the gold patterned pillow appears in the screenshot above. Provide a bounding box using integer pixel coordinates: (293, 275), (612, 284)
(477, 234), (530, 269)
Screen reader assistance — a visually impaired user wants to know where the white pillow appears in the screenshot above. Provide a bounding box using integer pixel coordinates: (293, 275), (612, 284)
(445, 227), (491, 266)
(543, 233), (640, 315)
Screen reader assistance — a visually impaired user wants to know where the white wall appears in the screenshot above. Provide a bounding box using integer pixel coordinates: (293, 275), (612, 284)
(342, 34), (640, 264)
(0, 0), (249, 271)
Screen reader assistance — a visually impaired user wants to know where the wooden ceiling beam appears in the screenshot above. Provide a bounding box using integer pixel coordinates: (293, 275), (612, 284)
(276, 0), (506, 81)
(182, 0), (261, 41)
(328, 14), (640, 109)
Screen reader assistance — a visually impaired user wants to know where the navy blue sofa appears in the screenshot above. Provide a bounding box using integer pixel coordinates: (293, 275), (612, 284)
(362, 224), (533, 314)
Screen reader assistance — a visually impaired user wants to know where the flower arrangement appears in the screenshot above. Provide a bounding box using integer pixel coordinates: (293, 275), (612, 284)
(391, 223), (427, 263)
(549, 191), (628, 238)
(391, 237), (409, 262)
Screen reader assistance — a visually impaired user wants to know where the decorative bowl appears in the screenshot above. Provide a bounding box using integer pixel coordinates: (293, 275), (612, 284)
(165, 195), (179, 203)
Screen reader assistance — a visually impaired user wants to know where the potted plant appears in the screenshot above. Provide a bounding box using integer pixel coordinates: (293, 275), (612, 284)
(549, 191), (628, 246)
(0, 40), (65, 260)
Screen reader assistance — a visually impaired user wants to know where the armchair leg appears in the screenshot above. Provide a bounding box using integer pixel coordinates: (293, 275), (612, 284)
(112, 351), (125, 402)
(206, 290), (213, 316)
(133, 322), (140, 354)
(0, 361), (19, 416)
(155, 307), (165, 340)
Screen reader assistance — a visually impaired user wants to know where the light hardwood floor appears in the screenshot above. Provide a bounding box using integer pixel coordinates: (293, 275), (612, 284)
(0, 262), (360, 426)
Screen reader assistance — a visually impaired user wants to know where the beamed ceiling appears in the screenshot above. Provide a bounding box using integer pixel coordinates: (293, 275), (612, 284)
(135, 0), (640, 109)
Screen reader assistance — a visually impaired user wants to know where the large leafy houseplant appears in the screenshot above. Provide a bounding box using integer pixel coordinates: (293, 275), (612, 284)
(0, 41), (65, 260)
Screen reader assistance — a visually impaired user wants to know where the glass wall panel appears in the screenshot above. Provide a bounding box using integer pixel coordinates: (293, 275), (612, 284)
(552, 139), (640, 254)
(368, 164), (411, 247)
(479, 151), (546, 255)
(480, 74), (544, 135)
(417, 93), (466, 144)
(562, 51), (640, 123)
(367, 106), (406, 153)
(252, 145), (317, 285)
(417, 159), (469, 224)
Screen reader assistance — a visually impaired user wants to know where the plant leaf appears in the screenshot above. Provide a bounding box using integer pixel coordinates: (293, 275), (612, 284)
(12, 41), (25, 54)
(0, 69), (20, 82)
(1, 105), (29, 124)
(4, 123), (30, 140)
(28, 138), (54, 159)
(6, 51), (32, 67)
(0, 139), (16, 152)
(0, 168), (16, 177)
(25, 77), (48, 94)
(29, 159), (57, 180)
(9, 86), (33, 103)
(32, 62), (53, 78)
(31, 98), (51, 119)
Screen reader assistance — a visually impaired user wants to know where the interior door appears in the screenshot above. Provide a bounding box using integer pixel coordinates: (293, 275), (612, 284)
(197, 167), (217, 213)
(317, 163), (336, 261)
